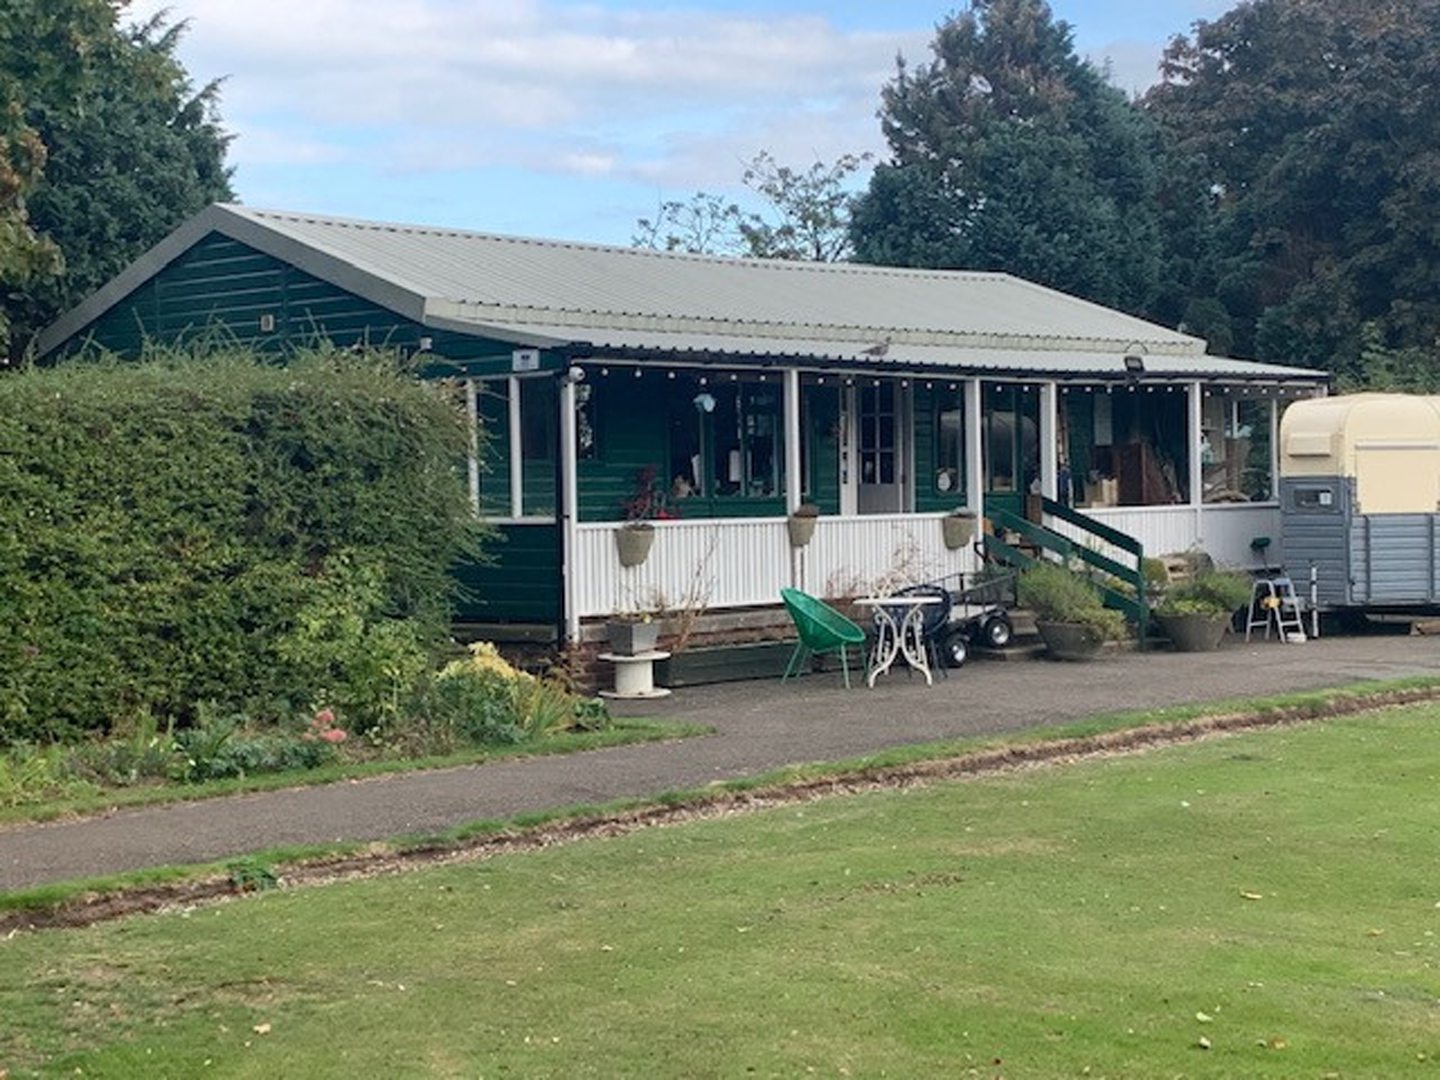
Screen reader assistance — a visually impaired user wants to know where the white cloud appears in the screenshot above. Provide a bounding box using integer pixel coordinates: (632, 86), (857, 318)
(129, 0), (921, 172)
(119, 0), (1188, 239)
(229, 127), (353, 167)
(560, 151), (619, 176)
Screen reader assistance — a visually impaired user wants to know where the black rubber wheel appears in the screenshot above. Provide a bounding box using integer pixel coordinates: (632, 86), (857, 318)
(943, 630), (969, 668)
(982, 614), (1013, 649)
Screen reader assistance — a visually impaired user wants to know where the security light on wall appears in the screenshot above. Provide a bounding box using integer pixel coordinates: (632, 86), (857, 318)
(1123, 354), (1145, 374)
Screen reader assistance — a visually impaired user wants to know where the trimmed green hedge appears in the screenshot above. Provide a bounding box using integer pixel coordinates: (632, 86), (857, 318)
(0, 347), (485, 741)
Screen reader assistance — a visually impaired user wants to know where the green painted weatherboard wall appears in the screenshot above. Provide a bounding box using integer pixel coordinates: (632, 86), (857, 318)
(452, 525), (560, 624)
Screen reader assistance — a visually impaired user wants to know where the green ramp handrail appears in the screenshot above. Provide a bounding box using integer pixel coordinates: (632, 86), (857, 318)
(984, 498), (1148, 646)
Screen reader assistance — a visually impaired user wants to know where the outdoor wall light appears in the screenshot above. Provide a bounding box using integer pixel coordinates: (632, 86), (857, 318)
(1124, 354), (1145, 374)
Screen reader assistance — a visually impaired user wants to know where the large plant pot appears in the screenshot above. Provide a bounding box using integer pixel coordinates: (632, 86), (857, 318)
(941, 512), (976, 551)
(606, 619), (659, 656)
(1157, 612), (1229, 652)
(615, 524), (655, 568)
(1035, 620), (1104, 661)
(787, 513), (818, 548)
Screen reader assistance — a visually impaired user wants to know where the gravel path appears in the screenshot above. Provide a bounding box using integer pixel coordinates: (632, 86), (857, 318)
(3, 633), (1438, 891)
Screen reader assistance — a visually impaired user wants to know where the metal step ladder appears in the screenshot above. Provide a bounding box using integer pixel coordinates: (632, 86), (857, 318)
(1245, 576), (1307, 643)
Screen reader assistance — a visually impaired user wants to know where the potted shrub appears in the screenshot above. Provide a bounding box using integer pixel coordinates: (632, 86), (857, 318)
(787, 502), (820, 547)
(1017, 561), (1127, 661)
(615, 466), (673, 568)
(1154, 568), (1253, 652)
(941, 508), (977, 550)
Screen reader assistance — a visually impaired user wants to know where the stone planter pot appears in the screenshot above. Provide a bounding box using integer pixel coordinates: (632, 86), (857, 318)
(941, 512), (976, 551)
(1156, 612), (1230, 652)
(787, 512), (818, 548)
(1035, 620), (1105, 661)
(606, 619), (659, 656)
(615, 523), (655, 568)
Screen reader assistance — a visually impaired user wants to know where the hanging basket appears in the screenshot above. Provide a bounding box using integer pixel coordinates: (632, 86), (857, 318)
(615, 523), (655, 568)
(787, 512), (818, 548)
(941, 512), (976, 551)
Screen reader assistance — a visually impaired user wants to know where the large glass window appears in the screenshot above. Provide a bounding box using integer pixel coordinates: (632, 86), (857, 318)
(575, 383), (597, 462)
(519, 377), (556, 516)
(859, 382), (896, 486)
(1236, 398), (1274, 501)
(710, 383), (782, 497)
(933, 394), (965, 500)
(1202, 391), (1274, 503)
(1067, 386), (1187, 507)
(520, 377), (555, 462)
(984, 383), (1039, 500)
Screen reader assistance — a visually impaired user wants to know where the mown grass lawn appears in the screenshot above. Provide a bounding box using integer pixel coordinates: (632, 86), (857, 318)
(3, 705), (1439, 1078)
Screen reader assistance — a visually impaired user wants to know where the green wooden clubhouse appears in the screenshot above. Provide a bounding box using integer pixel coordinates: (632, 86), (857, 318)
(38, 204), (1329, 643)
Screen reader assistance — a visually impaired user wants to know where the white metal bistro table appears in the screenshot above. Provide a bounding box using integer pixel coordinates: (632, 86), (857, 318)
(854, 595), (944, 688)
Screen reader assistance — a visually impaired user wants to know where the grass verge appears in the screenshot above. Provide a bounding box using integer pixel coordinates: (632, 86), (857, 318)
(0, 717), (705, 828)
(4, 677), (1440, 931)
(4, 698), (1440, 1076)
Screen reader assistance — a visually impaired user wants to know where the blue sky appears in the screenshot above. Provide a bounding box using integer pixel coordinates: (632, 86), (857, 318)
(128, 0), (1233, 245)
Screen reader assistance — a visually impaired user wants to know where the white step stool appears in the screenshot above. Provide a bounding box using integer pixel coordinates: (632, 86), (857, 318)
(1245, 576), (1307, 643)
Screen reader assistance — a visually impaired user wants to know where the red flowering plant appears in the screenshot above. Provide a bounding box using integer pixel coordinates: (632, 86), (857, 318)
(303, 707), (349, 744)
(620, 466), (677, 523)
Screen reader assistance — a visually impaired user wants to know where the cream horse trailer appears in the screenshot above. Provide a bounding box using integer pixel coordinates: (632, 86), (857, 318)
(1280, 393), (1440, 609)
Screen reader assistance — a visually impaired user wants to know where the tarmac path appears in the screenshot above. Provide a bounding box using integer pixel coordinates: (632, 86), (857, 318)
(2, 633), (1438, 891)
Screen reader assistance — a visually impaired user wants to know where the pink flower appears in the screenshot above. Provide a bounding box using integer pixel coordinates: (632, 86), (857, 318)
(319, 727), (348, 744)
(313, 708), (337, 728)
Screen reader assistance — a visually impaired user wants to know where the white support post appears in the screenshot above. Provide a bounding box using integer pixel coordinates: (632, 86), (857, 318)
(965, 379), (984, 522)
(508, 376), (524, 519)
(1039, 381), (1058, 501)
(1269, 396), (1281, 502)
(559, 376), (581, 644)
(1189, 381), (1205, 545)
(839, 385), (857, 518)
(784, 368), (802, 514)
(464, 378), (480, 515)
(1188, 382), (1205, 506)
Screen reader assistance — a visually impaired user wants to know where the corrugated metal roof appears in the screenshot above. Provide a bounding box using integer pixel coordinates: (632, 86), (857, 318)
(36, 203), (1329, 383)
(227, 205), (1206, 355)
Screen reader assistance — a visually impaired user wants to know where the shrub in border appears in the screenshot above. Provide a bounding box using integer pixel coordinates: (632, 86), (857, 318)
(0, 345), (486, 741)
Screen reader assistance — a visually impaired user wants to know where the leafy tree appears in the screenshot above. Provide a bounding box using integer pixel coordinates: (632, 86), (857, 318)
(634, 151), (870, 261)
(850, 0), (1162, 314)
(1339, 321), (1440, 393)
(0, 0), (116, 353)
(1145, 0), (1440, 378)
(0, 2), (232, 362)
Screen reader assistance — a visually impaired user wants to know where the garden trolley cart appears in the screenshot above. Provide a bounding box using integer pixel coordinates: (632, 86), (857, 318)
(892, 570), (1017, 670)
